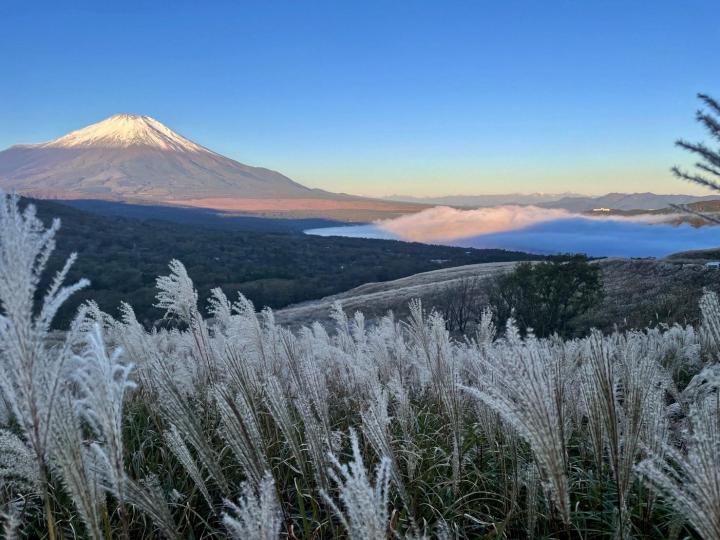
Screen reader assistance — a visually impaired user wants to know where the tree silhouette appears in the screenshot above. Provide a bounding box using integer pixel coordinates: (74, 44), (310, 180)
(672, 93), (720, 193)
(489, 255), (603, 337)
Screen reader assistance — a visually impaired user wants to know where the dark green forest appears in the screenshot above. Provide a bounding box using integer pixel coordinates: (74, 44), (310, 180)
(30, 199), (537, 326)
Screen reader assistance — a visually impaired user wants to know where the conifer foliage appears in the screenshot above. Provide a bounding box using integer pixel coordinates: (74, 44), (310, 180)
(673, 93), (720, 193)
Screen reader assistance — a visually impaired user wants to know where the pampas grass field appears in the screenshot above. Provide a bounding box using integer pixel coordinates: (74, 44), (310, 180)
(1, 193), (718, 539)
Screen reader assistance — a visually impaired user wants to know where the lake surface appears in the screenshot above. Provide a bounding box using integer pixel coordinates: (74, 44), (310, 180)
(306, 217), (720, 258)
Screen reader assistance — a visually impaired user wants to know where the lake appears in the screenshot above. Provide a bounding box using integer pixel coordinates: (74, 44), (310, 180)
(306, 216), (720, 258)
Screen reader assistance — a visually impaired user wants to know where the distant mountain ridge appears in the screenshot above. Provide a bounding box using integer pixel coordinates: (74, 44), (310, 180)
(539, 192), (720, 212)
(386, 193), (582, 207)
(388, 192), (719, 211)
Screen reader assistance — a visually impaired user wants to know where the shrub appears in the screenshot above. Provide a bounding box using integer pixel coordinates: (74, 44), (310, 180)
(489, 255), (603, 337)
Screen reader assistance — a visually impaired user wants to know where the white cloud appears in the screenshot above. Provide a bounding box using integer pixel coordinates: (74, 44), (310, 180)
(376, 205), (669, 243)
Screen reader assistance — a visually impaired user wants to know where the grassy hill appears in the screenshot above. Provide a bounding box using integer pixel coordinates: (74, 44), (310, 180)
(275, 257), (720, 336)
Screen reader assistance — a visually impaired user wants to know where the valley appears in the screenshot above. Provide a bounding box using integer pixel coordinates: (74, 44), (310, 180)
(29, 198), (535, 327)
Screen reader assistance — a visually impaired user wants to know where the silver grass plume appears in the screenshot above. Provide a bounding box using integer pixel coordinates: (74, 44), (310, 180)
(405, 301), (465, 487)
(49, 398), (104, 540)
(155, 259), (214, 380)
(224, 292), (275, 376)
(360, 385), (407, 502)
(73, 324), (135, 509)
(0, 503), (22, 540)
(263, 376), (308, 477)
(583, 332), (669, 536)
(207, 287), (234, 334)
(155, 259), (199, 323)
(462, 334), (574, 524)
(222, 471), (282, 540)
(0, 194), (88, 465)
(124, 475), (178, 539)
(0, 193), (88, 536)
(699, 290), (720, 355)
(296, 393), (332, 490)
(213, 384), (270, 490)
(331, 301), (358, 355)
(143, 351), (229, 496)
(636, 397), (720, 540)
(520, 461), (542, 539)
(0, 430), (40, 495)
(163, 424), (213, 508)
(100, 302), (154, 368)
(321, 430), (392, 540)
(475, 307), (496, 346)
(387, 377), (420, 482)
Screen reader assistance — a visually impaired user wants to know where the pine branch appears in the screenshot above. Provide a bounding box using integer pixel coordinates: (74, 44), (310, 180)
(698, 93), (720, 117)
(695, 110), (720, 141)
(671, 166), (720, 193)
(696, 162), (720, 179)
(675, 140), (720, 169)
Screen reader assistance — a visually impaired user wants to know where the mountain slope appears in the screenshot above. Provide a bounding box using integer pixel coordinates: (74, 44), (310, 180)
(0, 114), (338, 201)
(276, 258), (720, 335)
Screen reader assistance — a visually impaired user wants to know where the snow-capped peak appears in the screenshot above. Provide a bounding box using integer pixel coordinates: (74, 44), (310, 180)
(40, 114), (209, 152)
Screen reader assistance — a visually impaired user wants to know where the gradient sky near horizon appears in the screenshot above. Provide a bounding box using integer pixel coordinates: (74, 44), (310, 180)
(2, 0), (719, 197)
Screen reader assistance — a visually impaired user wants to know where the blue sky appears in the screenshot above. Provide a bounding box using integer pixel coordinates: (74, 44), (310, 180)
(1, 0), (719, 197)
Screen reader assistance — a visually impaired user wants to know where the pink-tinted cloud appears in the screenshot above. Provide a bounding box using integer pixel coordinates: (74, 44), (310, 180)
(376, 205), (668, 243)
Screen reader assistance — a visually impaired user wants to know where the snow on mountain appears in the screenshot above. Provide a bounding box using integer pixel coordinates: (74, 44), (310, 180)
(0, 114), (333, 201)
(38, 114), (210, 153)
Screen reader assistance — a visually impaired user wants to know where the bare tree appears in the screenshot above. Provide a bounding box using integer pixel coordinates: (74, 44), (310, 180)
(440, 276), (485, 334)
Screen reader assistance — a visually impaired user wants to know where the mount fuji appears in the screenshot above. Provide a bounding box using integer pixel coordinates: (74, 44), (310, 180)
(0, 114), (420, 219)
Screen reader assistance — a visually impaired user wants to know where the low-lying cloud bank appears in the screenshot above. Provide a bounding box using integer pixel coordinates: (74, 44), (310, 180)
(305, 205), (720, 257)
(378, 205), (570, 242)
(377, 205), (667, 242)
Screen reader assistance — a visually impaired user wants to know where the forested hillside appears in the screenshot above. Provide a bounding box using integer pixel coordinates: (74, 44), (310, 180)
(29, 198), (536, 326)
